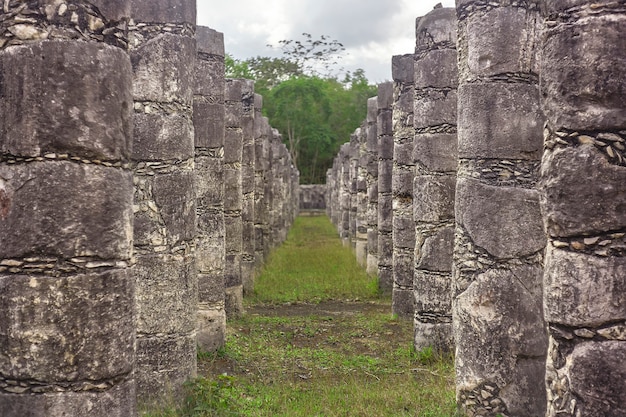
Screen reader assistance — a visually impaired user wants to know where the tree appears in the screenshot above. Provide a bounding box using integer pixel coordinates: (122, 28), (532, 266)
(227, 34), (378, 183)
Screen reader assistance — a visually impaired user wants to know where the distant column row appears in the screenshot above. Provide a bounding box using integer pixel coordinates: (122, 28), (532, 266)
(326, 2), (625, 416)
(0, 2), (298, 415)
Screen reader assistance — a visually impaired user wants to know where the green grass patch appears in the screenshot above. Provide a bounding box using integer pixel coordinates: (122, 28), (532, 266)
(143, 215), (457, 417)
(248, 216), (379, 304)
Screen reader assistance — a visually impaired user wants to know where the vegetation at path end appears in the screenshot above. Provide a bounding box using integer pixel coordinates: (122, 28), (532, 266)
(144, 215), (457, 417)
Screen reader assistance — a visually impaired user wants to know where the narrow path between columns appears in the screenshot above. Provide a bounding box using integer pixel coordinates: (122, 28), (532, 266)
(147, 215), (456, 417)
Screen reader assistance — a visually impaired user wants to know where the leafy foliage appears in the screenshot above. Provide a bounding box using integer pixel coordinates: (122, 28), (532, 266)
(225, 33), (378, 184)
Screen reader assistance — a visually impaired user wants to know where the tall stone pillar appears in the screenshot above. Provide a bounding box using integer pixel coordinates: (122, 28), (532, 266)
(365, 97), (380, 276)
(349, 132), (359, 248)
(377, 82), (394, 295)
(355, 124), (368, 266)
(254, 95), (269, 269)
(0, 2), (135, 415)
(241, 87), (256, 294)
(340, 143), (352, 246)
(540, 1), (626, 415)
(194, 27), (226, 352)
(453, 1), (547, 415)
(412, 7), (457, 353)
(392, 54), (416, 318)
(129, 0), (197, 402)
(224, 78), (253, 317)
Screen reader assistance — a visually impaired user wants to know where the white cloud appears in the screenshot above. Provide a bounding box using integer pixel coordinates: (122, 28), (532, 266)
(197, 0), (455, 82)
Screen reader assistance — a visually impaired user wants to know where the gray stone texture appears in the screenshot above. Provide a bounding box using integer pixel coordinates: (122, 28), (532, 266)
(241, 82), (256, 296)
(356, 124), (368, 267)
(300, 185), (327, 210)
(365, 97), (379, 276)
(392, 53), (416, 318)
(540, 2), (626, 415)
(377, 82), (394, 294)
(129, 0), (197, 403)
(194, 26), (226, 353)
(0, 3), (136, 415)
(453, 1), (547, 416)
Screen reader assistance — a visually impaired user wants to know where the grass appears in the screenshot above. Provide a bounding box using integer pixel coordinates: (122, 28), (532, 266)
(248, 215), (380, 304)
(143, 215), (457, 417)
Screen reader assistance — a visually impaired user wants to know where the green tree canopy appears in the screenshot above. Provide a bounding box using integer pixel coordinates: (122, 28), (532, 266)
(226, 34), (378, 184)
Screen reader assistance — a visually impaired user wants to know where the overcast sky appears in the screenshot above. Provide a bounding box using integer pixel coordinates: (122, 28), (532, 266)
(197, 0), (455, 83)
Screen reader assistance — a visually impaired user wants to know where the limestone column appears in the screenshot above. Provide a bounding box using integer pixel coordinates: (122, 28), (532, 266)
(194, 26), (226, 352)
(365, 97), (379, 276)
(340, 143), (352, 246)
(392, 54), (416, 317)
(254, 95), (269, 268)
(241, 87), (256, 295)
(356, 124), (368, 266)
(412, 7), (457, 353)
(224, 78), (252, 317)
(129, 0), (197, 402)
(377, 82), (394, 295)
(540, 1), (626, 415)
(0, 2), (135, 415)
(453, 1), (547, 415)
(349, 132), (359, 248)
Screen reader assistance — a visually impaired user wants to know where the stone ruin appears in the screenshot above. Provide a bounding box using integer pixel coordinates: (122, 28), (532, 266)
(0, 0), (624, 416)
(327, 1), (625, 416)
(0, 1), (298, 414)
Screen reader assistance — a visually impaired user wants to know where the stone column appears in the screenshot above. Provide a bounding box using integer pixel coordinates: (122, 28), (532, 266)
(129, 0), (197, 403)
(377, 82), (394, 295)
(349, 132), (359, 249)
(340, 143), (352, 246)
(241, 87), (256, 295)
(194, 26), (226, 352)
(392, 53), (416, 318)
(365, 97), (380, 276)
(453, 1), (547, 415)
(254, 95), (269, 269)
(224, 78), (253, 317)
(540, 1), (626, 415)
(0, 2), (135, 415)
(412, 7), (457, 353)
(355, 124), (368, 266)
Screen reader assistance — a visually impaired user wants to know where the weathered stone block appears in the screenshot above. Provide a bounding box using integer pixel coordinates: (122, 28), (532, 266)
(456, 177), (545, 259)
(196, 27), (224, 56)
(194, 59), (225, 99)
(393, 215), (416, 249)
(377, 161), (393, 193)
(0, 162), (132, 259)
(198, 272), (224, 306)
(454, 265), (547, 415)
(393, 141), (414, 167)
(414, 271), (451, 313)
(413, 133), (457, 173)
(131, 34), (195, 105)
(544, 247), (626, 327)
(0, 271), (133, 382)
(0, 379), (136, 417)
(193, 101), (225, 149)
(0, 42), (132, 160)
(458, 82), (543, 160)
(416, 226), (454, 272)
(135, 333), (197, 401)
(130, 0), (196, 24)
(392, 288), (415, 318)
(224, 129), (243, 163)
(392, 54), (414, 83)
(377, 195), (393, 231)
(415, 7), (456, 49)
(414, 322), (452, 353)
(414, 49), (457, 89)
(393, 252), (414, 287)
(413, 175), (455, 223)
(134, 254), (197, 334)
(541, 145), (626, 237)
(152, 170), (196, 244)
(223, 168), (242, 210)
(133, 113), (194, 161)
(195, 157), (224, 207)
(542, 17), (626, 131)
(392, 169), (414, 197)
(568, 341), (626, 416)
(197, 309), (226, 352)
(414, 90), (457, 129)
(464, 7), (539, 77)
